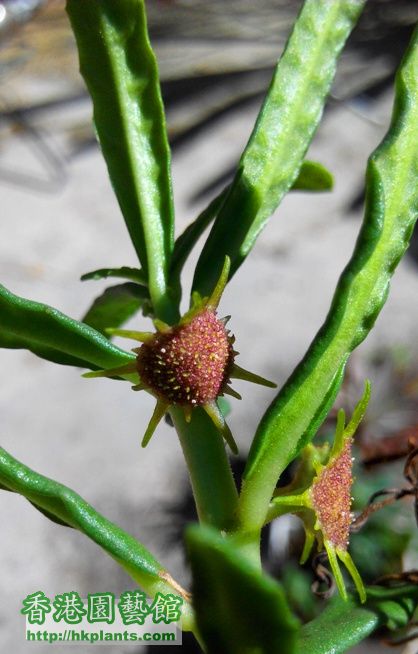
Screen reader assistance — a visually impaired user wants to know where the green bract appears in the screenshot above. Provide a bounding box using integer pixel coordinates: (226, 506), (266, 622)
(266, 383), (371, 604)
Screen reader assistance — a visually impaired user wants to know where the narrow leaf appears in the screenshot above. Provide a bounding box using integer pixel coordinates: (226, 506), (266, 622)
(240, 26), (418, 533)
(82, 283), (149, 335)
(0, 447), (193, 616)
(81, 266), (147, 285)
(187, 525), (299, 654)
(66, 0), (175, 321)
(297, 586), (418, 654)
(193, 0), (365, 296)
(0, 284), (133, 370)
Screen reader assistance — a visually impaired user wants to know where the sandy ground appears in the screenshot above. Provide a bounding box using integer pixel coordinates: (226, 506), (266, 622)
(1, 65), (418, 653)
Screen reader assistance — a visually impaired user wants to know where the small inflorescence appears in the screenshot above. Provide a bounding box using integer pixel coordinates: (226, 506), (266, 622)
(136, 309), (234, 407)
(83, 258), (276, 453)
(311, 438), (353, 551)
(269, 380), (371, 603)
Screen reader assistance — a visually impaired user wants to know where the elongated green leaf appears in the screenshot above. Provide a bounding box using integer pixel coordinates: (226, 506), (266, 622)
(82, 283), (149, 335)
(192, 0), (364, 296)
(81, 266), (147, 285)
(0, 447), (193, 625)
(0, 284), (133, 370)
(66, 0), (176, 322)
(171, 161), (332, 281)
(187, 525), (299, 654)
(297, 586), (418, 654)
(239, 27), (418, 533)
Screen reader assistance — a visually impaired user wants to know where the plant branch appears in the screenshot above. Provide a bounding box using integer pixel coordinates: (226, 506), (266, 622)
(170, 407), (238, 532)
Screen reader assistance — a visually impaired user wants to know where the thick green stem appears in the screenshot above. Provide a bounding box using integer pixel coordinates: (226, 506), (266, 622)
(153, 292), (180, 325)
(228, 530), (262, 569)
(171, 407), (239, 531)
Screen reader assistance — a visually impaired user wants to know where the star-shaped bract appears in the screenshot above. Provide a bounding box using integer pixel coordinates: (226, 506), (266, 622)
(269, 380), (371, 602)
(83, 258), (276, 453)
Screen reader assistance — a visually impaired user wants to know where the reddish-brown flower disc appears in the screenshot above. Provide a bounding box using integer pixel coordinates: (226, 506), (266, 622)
(311, 440), (353, 550)
(136, 309), (234, 405)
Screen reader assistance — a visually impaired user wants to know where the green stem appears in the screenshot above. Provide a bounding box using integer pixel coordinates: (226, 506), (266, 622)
(265, 492), (309, 524)
(170, 407), (239, 531)
(153, 292), (180, 325)
(228, 531), (262, 569)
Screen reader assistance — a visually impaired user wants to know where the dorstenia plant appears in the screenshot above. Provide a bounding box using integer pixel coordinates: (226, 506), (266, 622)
(1, 1), (417, 652)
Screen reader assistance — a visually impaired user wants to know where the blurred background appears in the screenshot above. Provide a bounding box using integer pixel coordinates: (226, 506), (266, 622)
(1, 0), (418, 652)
